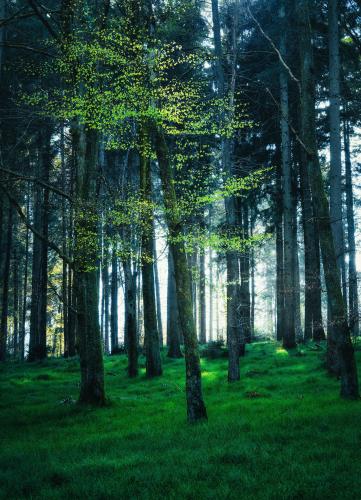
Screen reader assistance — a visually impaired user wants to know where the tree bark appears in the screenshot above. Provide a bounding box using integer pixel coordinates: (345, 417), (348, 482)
(297, 0), (358, 398)
(279, 0), (296, 348)
(155, 128), (207, 422)
(74, 125), (105, 406)
(344, 116), (359, 337)
(0, 204), (13, 361)
(28, 128), (51, 362)
(167, 249), (183, 358)
(140, 140), (162, 378)
(328, 0), (347, 301)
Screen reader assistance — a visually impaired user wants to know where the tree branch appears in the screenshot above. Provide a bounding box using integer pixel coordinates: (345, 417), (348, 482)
(0, 184), (73, 265)
(0, 167), (72, 201)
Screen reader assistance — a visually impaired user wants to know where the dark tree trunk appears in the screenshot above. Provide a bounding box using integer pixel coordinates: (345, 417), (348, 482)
(0, 205), (13, 361)
(74, 125), (105, 406)
(28, 128), (51, 362)
(102, 245), (110, 354)
(123, 258), (138, 377)
(199, 246), (206, 344)
(297, 0), (358, 399)
(20, 189), (30, 361)
(344, 116), (359, 337)
(275, 163), (285, 342)
(167, 250), (183, 358)
(140, 143), (162, 378)
(155, 128), (207, 422)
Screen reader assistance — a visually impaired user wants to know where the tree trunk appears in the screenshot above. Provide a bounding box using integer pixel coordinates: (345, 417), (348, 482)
(297, 0), (358, 399)
(110, 246), (119, 353)
(123, 258), (138, 377)
(328, 0), (347, 302)
(28, 128), (51, 362)
(344, 116), (359, 337)
(155, 128), (207, 422)
(275, 163), (285, 342)
(140, 142), (162, 378)
(199, 245), (206, 344)
(0, 204), (13, 361)
(153, 235), (163, 347)
(74, 125), (105, 406)
(280, 1), (296, 348)
(167, 250), (183, 358)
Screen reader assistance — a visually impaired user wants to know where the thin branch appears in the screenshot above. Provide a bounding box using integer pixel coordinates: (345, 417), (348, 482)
(0, 184), (73, 265)
(246, 2), (301, 93)
(265, 86), (312, 155)
(0, 43), (54, 57)
(0, 167), (72, 201)
(26, 0), (60, 41)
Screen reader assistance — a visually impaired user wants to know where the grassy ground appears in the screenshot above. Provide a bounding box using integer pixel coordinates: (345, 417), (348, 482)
(1, 342), (361, 499)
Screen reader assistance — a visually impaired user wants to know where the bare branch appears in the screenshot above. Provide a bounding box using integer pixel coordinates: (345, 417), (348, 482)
(0, 184), (73, 265)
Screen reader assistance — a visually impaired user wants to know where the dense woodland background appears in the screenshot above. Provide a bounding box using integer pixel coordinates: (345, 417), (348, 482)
(1, 0), (361, 426)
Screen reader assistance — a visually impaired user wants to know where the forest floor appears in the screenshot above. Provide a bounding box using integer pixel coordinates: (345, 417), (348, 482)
(1, 342), (361, 499)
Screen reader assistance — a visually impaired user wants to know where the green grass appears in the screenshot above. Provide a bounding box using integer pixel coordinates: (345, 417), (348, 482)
(1, 342), (361, 499)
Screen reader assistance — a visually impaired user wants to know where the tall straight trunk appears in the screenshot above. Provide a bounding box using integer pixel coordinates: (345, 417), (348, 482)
(123, 258), (138, 377)
(74, 125), (105, 405)
(199, 246), (206, 344)
(279, 1), (296, 348)
(208, 207), (214, 342)
(240, 202), (251, 343)
(153, 235), (163, 347)
(61, 126), (69, 357)
(0, 205), (13, 361)
(297, 0), (358, 398)
(140, 143), (162, 378)
(167, 249), (183, 358)
(275, 163), (285, 341)
(328, 0), (347, 301)
(28, 128), (51, 361)
(250, 215), (256, 339)
(20, 189), (30, 361)
(299, 134), (325, 342)
(212, 0), (241, 381)
(344, 117), (359, 336)
(13, 245), (19, 356)
(110, 247), (119, 353)
(155, 128), (207, 422)
(102, 246), (110, 354)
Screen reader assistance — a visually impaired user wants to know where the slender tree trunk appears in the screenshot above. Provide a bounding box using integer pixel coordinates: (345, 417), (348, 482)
(208, 207), (214, 342)
(199, 245), (206, 344)
(167, 250), (183, 358)
(344, 116), (359, 337)
(123, 258), (138, 377)
(102, 245), (110, 354)
(110, 246), (119, 353)
(140, 140), (162, 378)
(275, 163), (285, 342)
(328, 0), (347, 302)
(13, 244), (19, 356)
(20, 188), (30, 361)
(153, 235), (163, 347)
(155, 128), (207, 422)
(0, 205), (13, 361)
(280, 1), (296, 348)
(28, 128), (51, 362)
(212, 0), (241, 381)
(297, 0), (358, 398)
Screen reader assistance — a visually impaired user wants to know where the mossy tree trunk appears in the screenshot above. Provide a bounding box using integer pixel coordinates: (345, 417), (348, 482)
(74, 125), (105, 406)
(155, 128), (207, 423)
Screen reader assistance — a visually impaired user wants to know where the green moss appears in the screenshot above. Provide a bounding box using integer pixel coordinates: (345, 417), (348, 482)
(1, 342), (361, 499)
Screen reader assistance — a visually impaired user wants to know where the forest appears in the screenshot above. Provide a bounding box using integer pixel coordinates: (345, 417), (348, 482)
(0, 0), (361, 498)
